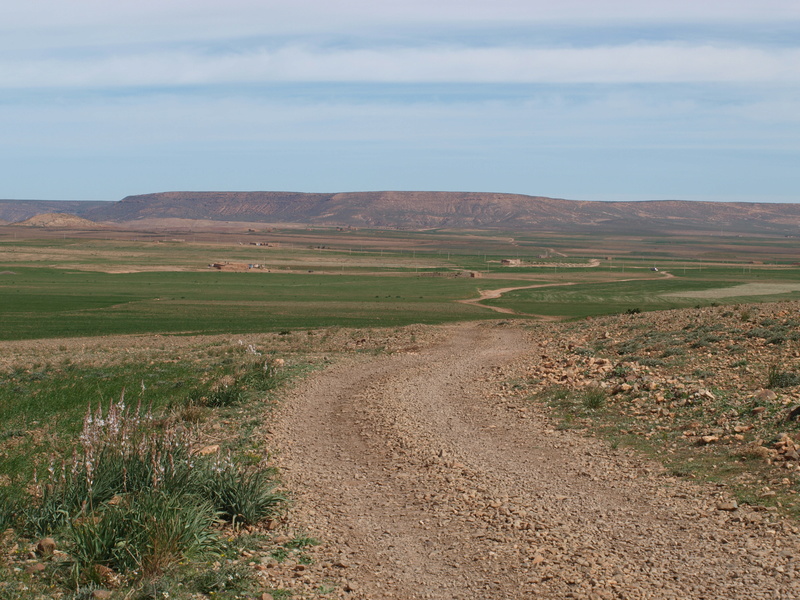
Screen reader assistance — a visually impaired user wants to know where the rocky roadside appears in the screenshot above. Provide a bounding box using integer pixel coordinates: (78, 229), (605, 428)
(506, 300), (800, 512)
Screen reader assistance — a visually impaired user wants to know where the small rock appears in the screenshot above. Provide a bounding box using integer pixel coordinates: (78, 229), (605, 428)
(195, 444), (220, 456)
(699, 435), (719, 445)
(24, 562), (46, 574)
(36, 537), (56, 557)
(261, 593), (274, 600)
(344, 580), (357, 592)
(754, 390), (778, 403)
(717, 500), (738, 511)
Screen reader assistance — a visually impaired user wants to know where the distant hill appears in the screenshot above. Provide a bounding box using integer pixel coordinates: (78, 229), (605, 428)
(12, 213), (103, 229)
(1, 192), (799, 235)
(0, 200), (109, 223)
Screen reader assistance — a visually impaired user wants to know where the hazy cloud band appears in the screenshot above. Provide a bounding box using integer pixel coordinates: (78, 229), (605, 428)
(4, 43), (800, 89)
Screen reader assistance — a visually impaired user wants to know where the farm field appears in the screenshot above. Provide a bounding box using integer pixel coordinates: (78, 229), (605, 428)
(1, 226), (798, 340)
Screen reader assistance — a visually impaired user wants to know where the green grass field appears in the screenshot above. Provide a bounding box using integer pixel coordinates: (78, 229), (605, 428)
(483, 271), (800, 317)
(1, 231), (799, 339)
(0, 267), (522, 339)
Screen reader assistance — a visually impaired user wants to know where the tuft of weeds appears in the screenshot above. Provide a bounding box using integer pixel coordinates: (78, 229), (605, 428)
(581, 386), (607, 410)
(206, 381), (245, 407)
(285, 535), (319, 550)
(196, 460), (284, 526)
(767, 364), (800, 389)
(610, 364), (631, 378)
(194, 561), (255, 595)
(16, 394), (283, 587)
(660, 347), (685, 358)
(638, 358), (666, 367)
(68, 491), (219, 581)
(0, 488), (20, 531)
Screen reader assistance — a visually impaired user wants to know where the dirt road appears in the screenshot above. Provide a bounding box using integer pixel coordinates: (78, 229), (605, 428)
(274, 322), (800, 599)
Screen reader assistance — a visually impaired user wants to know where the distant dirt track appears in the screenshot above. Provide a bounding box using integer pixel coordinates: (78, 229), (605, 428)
(458, 270), (674, 317)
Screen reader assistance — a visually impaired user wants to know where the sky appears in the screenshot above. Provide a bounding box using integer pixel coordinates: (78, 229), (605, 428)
(1, 0), (799, 203)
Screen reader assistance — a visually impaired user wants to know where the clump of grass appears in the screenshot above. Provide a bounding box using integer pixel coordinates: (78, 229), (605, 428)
(767, 364), (800, 389)
(693, 369), (716, 379)
(660, 347), (685, 358)
(205, 380), (244, 407)
(184, 358), (285, 410)
(581, 386), (606, 410)
(638, 358), (665, 367)
(196, 457), (284, 526)
(24, 397), (194, 537)
(610, 364), (631, 378)
(571, 347), (594, 357)
(0, 488), (20, 531)
(18, 394), (283, 586)
(67, 491), (218, 580)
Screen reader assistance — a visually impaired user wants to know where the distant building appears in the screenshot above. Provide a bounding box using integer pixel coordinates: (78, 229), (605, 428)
(501, 259), (522, 266)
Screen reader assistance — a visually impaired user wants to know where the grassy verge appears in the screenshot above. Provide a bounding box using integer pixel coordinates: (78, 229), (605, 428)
(0, 338), (305, 599)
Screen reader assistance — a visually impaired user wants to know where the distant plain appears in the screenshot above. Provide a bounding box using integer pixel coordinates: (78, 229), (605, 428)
(1, 224), (798, 340)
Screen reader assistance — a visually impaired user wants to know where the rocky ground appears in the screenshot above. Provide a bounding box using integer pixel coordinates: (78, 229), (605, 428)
(265, 302), (800, 599)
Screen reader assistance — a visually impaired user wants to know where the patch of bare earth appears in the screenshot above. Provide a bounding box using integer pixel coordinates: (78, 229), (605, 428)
(272, 321), (800, 599)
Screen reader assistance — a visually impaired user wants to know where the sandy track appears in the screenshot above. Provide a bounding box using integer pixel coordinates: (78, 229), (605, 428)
(274, 322), (800, 599)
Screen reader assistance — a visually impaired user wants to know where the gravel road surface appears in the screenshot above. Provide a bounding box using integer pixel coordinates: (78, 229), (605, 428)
(274, 322), (800, 599)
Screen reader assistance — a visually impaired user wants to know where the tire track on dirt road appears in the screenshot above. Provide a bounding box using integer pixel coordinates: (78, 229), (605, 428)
(274, 322), (800, 599)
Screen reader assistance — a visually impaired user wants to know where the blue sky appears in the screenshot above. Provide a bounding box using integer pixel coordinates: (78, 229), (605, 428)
(1, 0), (799, 202)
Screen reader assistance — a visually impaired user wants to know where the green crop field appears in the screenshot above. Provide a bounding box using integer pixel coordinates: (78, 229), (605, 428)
(1, 228), (799, 339)
(482, 274), (800, 318)
(0, 267), (528, 339)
